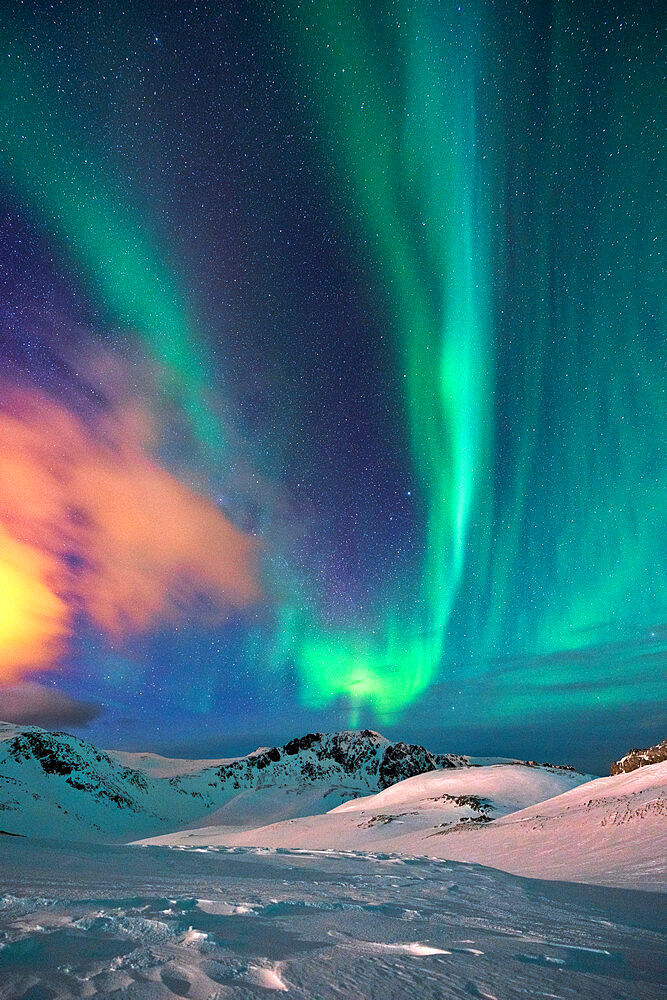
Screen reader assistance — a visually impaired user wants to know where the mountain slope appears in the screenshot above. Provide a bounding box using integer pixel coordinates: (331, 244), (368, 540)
(142, 761), (664, 890)
(0, 724), (463, 841)
(433, 759), (667, 889)
(141, 762), (592, 852)
(0, 725), (209, 841)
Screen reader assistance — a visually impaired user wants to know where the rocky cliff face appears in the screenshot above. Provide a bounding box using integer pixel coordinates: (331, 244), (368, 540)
(0, 723), (464, 841)
(185, 730), (466, 797)
(611, 738), (667, 775)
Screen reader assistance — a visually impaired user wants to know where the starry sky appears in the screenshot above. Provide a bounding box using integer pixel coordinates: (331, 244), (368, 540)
(0, 1), (664, 773)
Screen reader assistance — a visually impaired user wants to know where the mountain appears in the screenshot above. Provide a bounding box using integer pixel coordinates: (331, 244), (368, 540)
(611, 737), (667, 774)
(434, 760), (667, 890)
(143, 761), (592, 853)
(3, 721), (663, 891)
(0, 723), (464, 842)
(145, 761), (666, 891)
(0, 724), (204, 842)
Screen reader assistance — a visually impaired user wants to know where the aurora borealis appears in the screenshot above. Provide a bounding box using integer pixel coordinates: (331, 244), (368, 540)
(0, 1), (664, 770)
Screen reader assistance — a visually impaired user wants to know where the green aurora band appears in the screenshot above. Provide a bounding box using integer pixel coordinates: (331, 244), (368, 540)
(274, 0), (666, 723)
(274, 2), (495, 719)
(0, 31), (220, 451)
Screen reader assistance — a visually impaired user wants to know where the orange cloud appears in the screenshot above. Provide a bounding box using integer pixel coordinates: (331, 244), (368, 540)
(0, 527), (70, 680)
(0, 381), (261, 681)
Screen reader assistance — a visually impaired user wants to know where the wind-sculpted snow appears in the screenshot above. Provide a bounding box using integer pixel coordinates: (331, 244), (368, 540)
(0, 837), (663, 999)
(0, 723), (465, 842)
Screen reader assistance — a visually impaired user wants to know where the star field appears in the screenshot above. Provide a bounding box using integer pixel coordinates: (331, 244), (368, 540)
(0, 1), (664, 771)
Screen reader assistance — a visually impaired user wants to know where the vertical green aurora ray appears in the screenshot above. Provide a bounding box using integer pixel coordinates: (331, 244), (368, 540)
(484, 3), (666, 676)
(397, 4), (493, 684)
(531, 3), (666, 657)
(0, 33), (220, 451)
(274, 2), (494, 718)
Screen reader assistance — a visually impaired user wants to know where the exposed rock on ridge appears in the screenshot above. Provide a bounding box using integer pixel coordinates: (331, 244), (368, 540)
(611, 738), (667, 775)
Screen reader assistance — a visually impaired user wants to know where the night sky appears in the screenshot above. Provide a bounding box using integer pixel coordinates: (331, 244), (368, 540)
(0, 1), (664, 773)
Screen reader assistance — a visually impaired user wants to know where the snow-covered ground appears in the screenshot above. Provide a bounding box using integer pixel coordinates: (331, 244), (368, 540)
(140, 762), (667, 892)
(0, 835), (664, 999)
(1, 725), (665, 997)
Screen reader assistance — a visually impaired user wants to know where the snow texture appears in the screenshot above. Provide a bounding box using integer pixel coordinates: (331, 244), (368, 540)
(0, 836), (664, 999)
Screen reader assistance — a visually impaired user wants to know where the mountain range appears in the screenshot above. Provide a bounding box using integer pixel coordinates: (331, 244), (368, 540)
(1, 722), (664, 891)
(0, 724), (465, 842)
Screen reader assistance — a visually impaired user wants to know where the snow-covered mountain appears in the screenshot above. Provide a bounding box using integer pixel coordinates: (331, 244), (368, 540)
(144, 761), (592, 852)
(611, 737), (667, 774)
(144, 760), (666, 890)
(3, 720), (664, 891)
(0, 724), (206, 841)
(435, 760), (667, 890)
(0, 723), (464, 841)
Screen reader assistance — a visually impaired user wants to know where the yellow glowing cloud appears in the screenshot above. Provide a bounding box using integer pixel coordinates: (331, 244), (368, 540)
(0, 527), (69, 680)
(0, 380), (260, 681)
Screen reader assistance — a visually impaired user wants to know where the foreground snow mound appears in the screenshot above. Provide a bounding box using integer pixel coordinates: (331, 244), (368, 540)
(0, 723), (463, 841)
(139, 763), (667, 891)
(140, 762), (591, 852)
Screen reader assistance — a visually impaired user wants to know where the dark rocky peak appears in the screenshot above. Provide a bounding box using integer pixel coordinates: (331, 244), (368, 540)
(0, 723), (468, 808)
(171, 729), (455, 795)
(3, 726), (150, 805)
(434, 752), (469, 769)
(611, 738), (667, 775)
(6, 728), (114, 776)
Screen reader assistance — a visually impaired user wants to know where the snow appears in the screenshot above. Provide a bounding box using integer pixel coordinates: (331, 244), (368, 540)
(0, 723), (213, 842)
(432, 760), (667, 889)
(329, 761), (592, 816)
(139, 762), (667, 892)
(0, 836), (663, 999)
(106, 750), (240, 778)
(0, 724), (452, 842)
(0, 724), (665, 996)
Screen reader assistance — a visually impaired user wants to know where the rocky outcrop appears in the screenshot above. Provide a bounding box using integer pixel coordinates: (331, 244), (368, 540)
(611, 738), (667, 775)
(0, 723), (461, 841)
(175, 729), (452, 795)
